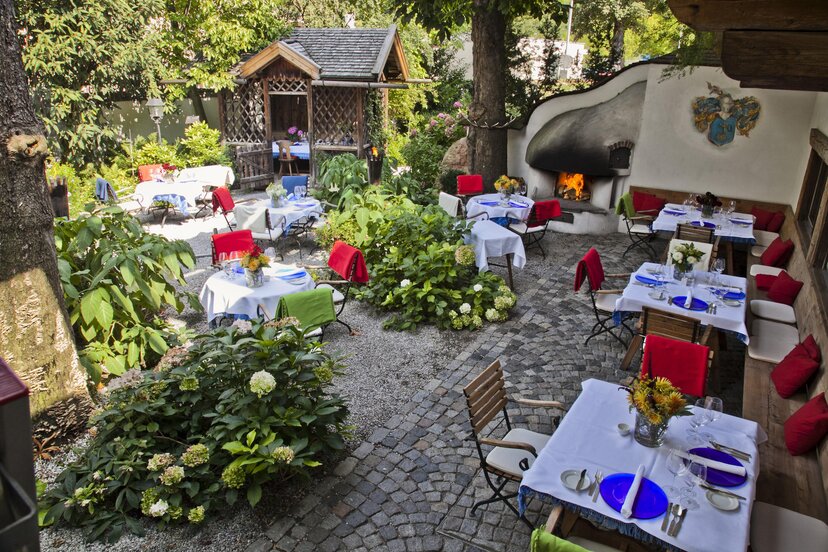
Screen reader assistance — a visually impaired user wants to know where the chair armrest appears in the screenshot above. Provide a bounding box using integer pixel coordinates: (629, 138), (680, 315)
(700, 325), (714, 346)
(478, 437), (537, 456)
(467, 211), (489, 220)
(511, 397), (565, 409)
(605, 272), (631, 278)
(630, 215), (654, 222)
(594, 289), (623, 294)
(316, 279), (349, 286)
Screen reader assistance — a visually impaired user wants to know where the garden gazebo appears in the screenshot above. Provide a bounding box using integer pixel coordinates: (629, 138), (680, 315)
(219, 25), (411, 189)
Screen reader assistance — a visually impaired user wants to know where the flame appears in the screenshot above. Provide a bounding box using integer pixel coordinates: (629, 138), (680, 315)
(371, 147), (378, 158)
(558, 172), (585, 199)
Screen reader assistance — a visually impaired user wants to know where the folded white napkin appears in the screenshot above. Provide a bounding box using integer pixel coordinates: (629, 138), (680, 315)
(672, 449), (747, 477)
(621, 464), (646, 518)
(684, 289), (693, 309)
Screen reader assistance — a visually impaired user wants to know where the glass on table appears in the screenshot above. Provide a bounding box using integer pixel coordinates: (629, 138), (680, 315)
(679, 459), (707, 511)
(687, 398), (713, 445)
(664, 448), (689, 499)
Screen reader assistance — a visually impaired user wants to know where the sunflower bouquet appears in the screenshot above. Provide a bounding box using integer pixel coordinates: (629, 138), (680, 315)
(621, 376), (691, 426)
(493, 175), (520, 195)
(240, 245), (271, 273)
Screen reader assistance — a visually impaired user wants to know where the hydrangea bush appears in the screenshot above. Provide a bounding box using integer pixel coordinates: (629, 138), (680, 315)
(43, 321), (348, 542)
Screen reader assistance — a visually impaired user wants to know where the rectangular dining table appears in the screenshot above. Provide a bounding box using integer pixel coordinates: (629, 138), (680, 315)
(614, 262), (750, 343)
(518, 379), (764, 552)
(652, 204), (756, 244)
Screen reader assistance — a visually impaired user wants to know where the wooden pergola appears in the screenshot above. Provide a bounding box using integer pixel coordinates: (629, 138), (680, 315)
(219, 25), (411, 189)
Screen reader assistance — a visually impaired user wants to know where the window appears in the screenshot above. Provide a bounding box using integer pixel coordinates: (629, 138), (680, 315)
(798, 150), (827, 239)
(797, 129), (828, 304)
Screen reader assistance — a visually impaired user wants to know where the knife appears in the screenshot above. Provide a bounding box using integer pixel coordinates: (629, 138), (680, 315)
(669, 506), (687, 537)
(710, 440), (752, 460)
(576, 469), (587, 491)
(661, 503), (673, 532)
(700, 484), (746, 501)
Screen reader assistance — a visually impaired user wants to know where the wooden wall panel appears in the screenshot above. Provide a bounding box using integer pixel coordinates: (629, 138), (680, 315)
(668, 0), (828, 32)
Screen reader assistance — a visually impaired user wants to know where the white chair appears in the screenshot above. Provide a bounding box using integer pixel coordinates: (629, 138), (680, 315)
(750, 502), (828, 552)
(665, 239), (714, 272)
(233, 205), (286, 257)
(439, 191), (462, 218)
(750, 229), (780, 258)
(750, 264), (785, 277)
(750, 299), (797, 324)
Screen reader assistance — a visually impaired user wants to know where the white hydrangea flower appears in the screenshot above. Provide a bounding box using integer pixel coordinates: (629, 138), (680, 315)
(687, 256), (697, 264)
(473, 284), (483, 293)
(232, 319), (253, 334)
(249, 370), (276, 397)
(400, 279), (411, 288)
(672, 252), (683, 261)
(459, 303), (471, 314)
(149, 500), (169, 517)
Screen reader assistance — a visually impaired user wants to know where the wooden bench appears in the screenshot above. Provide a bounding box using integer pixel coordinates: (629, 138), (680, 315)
(742, 206), (828, 523)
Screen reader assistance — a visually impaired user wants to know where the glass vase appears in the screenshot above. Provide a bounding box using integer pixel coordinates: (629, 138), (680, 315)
(634, 411), (669, 448)
(245, 268), (264, 288)
(700, 204), (714, 218)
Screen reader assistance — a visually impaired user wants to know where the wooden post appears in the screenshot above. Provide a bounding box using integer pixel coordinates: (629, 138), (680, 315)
(306, 80), (315, 180)
(356, 88), (365, 158)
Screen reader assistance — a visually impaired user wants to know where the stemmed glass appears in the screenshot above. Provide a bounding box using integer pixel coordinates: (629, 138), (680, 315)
(295, 185), (306, 199)
(218, 253), (232, 279)
(649, 264), (667, 301)
(687, 398), (713, 444)
(704, 397), (723, 434)
(664, 449), (688, 499)
(709, 258), (726, 304)
(679, 460), (707, 511)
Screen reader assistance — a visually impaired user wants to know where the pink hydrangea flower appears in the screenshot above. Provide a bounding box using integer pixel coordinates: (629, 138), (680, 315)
(287, 126), (297, 135)
(453, 101), (463, 108)
(437, 113), (446, 119)
(429, 119), (437, 127)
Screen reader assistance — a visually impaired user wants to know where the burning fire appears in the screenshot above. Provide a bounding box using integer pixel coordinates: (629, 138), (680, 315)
(370, 146), (378, 159)
(558, 172), (586, 200)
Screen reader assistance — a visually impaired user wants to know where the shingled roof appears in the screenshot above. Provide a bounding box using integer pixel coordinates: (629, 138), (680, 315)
(237, 25), (409, 82)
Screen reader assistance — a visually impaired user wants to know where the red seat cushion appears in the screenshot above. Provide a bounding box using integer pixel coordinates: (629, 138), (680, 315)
(759, 237), (794, 268)
(767, 211), (786, 233)
(457, 174), (483, 195)
(632, 191), (665, 214)
(767, 270), (803, 305)
(752, 207), (775, 231)
(212, 187), (235, 213)
(784, 393), (828, 456)
(771, 345), (820, 398)
(802, 334), (822, 363)
(641, 335), (709, 397)
(755, 273), (778, 291)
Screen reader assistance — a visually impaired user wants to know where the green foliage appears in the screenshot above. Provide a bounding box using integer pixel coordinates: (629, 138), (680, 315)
(54, 206), (200, 383)
(423, 44), (472, 113)
(313, 154), (370, 209)
(319, 189), (516, 330)
(401, 109), (466, 186)
(177, 123), (232, 167)
(46, 162), (94, 219)
(439, 169), (465, 194)
(132, 138), (182, 169)
(43, 322), (349, 542)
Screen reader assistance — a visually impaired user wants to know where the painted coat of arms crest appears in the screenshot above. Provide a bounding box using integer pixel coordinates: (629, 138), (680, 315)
(691, 83), (761, 146)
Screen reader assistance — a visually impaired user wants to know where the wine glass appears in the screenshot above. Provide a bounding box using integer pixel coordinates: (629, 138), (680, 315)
(704, 397), (723, 435)
(664, 449), (688, 499)
(687, 398), (713, 444)
(218, 253), (231, 278)
(680, 459), (707, 511)
(727, 200), (736, 216)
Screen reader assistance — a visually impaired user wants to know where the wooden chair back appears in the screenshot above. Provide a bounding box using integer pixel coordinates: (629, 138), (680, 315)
(463, 360), (508, 435)
(276, 140), (294, 160)
(641, 306), (702, 343)
(675, 223), (715, 244)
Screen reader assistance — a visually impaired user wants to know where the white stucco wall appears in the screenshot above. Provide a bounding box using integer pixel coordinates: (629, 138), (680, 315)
(630, 66), (816, 208)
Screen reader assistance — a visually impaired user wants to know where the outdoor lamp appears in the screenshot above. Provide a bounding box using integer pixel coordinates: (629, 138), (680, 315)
(146, 97), (165, 144)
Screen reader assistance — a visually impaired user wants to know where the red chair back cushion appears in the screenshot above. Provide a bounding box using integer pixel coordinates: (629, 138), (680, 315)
(211, 230), (253, 265)
(530, 200), (562, 226)
(767, 270), (803, 305)
(632, 192), (665, 214)
(771, 345), (820, 398)
(212, 187), (235, 213)
(138, 164), (163, 182)
(784, 393), (828, 456)
(751, 207), (775, 231)
(641, 335), (709, 397)
(457, 174), (483, 195)
(580, 248), (605, 291)
(759, 237), (794, 268)
(767, 211), (786, 233)
(328, 240), (369, 283)
(802, 334), (821, 362)
(755, 273), (777, 291)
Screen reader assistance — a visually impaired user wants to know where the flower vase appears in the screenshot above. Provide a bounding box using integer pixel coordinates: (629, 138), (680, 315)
(245, 268), (264, 288)
(673, 265), (688, 282)
(499, 191), (511, 205)
(634, 411), (669, 447)
(700, 204), (714, 218)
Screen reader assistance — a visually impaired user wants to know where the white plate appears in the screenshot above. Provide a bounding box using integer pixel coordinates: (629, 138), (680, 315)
(560, 469), (591, 491)
(705, 490), (739, 511)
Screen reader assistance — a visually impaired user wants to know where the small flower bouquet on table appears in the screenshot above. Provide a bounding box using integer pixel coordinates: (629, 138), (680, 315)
(695, 191), (722, 217)
(671, 241), (705, 279)
(287, 126), (304, 142)
(266, 181), (287, 206)
(240, 245), (270, 288)
(494, 175), (520, 199)
(621, 376), (691, 447)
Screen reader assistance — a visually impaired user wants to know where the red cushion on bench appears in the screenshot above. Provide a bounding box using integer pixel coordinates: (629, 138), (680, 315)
(767, 271), (803, 305)
(755, 273), (778, 291)
(752, 207), (775, 231)
(632, 191), (665, 214)
(759, 237), (794, 268)
(767, 211), (786, 233)
(802, 334), (822, 363)
(771, 346), (820, 398)
(784, 392), (828, 456)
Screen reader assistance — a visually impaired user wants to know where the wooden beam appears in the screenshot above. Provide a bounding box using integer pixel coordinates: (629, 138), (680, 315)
(722, 30), (828, 91)
(668, 0), (828, 31)
(239, 41), (320, 80)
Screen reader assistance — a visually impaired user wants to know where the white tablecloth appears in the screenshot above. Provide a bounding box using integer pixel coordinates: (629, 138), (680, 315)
(465, 220), (527, 272)
(466, 193), (534, 221)
(272, 142), (310, 160)
(176, 165), (235, 188)
(134, 180), (207, 213)
(614, 262), (749, 343)
(653, 204), (755, 244)
(198, 264), (315, 322)
(264, 197), (323, 229)
(520, 379), (763, 552)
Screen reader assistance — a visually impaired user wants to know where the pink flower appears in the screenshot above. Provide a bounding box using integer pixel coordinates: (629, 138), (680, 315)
(287, 126), (297, 135)
(437, 113), (446, 119)
(410, 129), (418, 137)
(429, 119), (437, 127)
(297, 130), (304, 137)
(453, 101), (463, 108)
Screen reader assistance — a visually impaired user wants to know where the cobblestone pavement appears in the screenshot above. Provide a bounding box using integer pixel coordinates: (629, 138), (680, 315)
(245, 232), (747, 552)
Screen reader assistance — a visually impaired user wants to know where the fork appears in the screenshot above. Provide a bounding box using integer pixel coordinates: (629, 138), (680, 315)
(591, 471), (603, 502)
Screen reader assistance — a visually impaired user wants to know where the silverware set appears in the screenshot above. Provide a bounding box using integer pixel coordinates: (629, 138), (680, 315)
(709, 440), (751, 461)
(663, 503), (687, 537)
(588, 470), (603, 502)
(700, 483), (746, 501)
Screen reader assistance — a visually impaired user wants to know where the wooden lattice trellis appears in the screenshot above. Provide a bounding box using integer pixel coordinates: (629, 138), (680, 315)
(222, 81), (266, 145)
(313, 87), (360, 145)
(268, 78), (307, 95)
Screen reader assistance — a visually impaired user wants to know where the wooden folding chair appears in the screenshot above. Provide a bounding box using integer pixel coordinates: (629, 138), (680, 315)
(574, 248), (633, 347)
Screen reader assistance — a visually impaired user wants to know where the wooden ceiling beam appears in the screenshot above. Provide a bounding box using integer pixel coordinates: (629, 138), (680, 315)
(668, 0), (828, 31)
(722, 30), (828, 91)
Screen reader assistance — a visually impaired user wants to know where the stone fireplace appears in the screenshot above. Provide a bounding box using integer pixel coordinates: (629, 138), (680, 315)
(555, 172), (592, 201)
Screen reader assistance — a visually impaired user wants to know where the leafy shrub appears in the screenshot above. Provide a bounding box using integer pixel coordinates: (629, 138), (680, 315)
(401, 110), (466, 186)
(133, 137), (181, 169)
(178, 122), (231, 167)
(313, 153), (370, 209)
(439, 169), (465, 194)
(319, 189), (516, 330)
(55, 205), (200, 383)
(44, 321), (349, 542)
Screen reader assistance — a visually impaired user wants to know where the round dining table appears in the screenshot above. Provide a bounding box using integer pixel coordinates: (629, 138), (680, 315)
(465, 193), (534, 221)
(198, 264), (315, 323)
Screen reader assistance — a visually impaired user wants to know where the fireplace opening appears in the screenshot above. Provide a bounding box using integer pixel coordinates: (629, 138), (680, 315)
(555, 172), (592, 201)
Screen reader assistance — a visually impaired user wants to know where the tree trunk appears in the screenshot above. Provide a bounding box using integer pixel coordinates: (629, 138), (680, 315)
(0, 0), (85, 415)
(469, 1), (507, 191)
(188, 88), (208, 124)
(611, 17), (625, 71)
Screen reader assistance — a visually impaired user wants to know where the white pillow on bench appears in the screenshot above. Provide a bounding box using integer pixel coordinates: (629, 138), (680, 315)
(751, 300), (797, 324)
(750, 264), (784, 277)
(751, 319), (800, 344)
(747, 337), (797, 364)
(751, 502), (828, 552)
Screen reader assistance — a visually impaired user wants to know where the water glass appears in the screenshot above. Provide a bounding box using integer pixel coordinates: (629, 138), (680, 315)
(687, 398), (712, 444)
(705, 397), (723, 431)
(664, 449), (688, 499)
(680, 460), (707, 510)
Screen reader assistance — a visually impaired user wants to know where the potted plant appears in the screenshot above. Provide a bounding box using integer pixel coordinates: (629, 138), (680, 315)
(621, 376), (691, 447)
(671, 241), (706, 280)
(696, 191), (722, 218)
(239, 245), (270, 288)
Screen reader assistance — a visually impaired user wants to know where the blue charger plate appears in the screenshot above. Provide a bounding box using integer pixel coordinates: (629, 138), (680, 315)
(599, 474), (668, 519)
(671, 296), (708, 311)
(663, 208), (686, 216)
(724, 290), (746, 300)
(635, 274), (659, 285)
(690, 220), (717, 229)
(686, 447), (747, 487)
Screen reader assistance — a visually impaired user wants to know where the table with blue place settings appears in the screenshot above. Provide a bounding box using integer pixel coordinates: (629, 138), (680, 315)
(653, 204), (756, 245)
(518, 379), (764, 552)
(465, 193), (534, 223)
